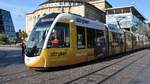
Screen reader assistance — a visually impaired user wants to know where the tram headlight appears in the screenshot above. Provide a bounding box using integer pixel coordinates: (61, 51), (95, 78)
(34, 49), (42, 56)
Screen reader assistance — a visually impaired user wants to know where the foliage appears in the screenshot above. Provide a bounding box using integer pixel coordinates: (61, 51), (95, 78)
(0, 34), (9, 44)
(17, 30), (28, 42)
(21, 31), (28, 41)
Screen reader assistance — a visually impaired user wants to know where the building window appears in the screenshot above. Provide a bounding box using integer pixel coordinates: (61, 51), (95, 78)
(0, 20), (3, 25)
(43, 13), (47, 17)
(59, 2), (63, 5)
(77, 26), (85, 49)
(123, 8), (130, 13)
(107, 10), (114, 14)
(33, 16), (36, 20)
(0, 16), (2, 21)
(115, 9), (122, 14)
(37, 15), (40, 19)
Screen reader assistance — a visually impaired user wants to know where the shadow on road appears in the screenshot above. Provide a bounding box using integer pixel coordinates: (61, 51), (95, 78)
(0, 49), (24, 67)
(36, 49), (146, 72)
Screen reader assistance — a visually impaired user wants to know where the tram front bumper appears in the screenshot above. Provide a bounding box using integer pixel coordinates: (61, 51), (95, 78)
(24, 55), (45, 68)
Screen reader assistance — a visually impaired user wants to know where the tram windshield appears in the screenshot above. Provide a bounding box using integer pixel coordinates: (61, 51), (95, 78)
(27, 22), (52, 49)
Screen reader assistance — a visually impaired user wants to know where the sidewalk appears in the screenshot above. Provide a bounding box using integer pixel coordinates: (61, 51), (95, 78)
(0, 44), (21, 47)
(0, 45), (21, 51)
(129, 60), (150, 84)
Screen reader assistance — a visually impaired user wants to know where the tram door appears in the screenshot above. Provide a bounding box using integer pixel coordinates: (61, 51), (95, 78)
(75, 26), (88, 63)
(94, 30), (107, 58)
(108, 32), (115, 56)
(46, 22), (75, 67)
(132, 35), (137, 50)
(109, 32), (122, 55)
(125, 32), (133, 52)
(108, 32), (112, 56)
(123, 32), (126, 53)
(76, 26), (107, 63)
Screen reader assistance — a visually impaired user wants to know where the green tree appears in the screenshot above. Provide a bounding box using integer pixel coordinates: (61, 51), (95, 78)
(21, 31), (28, 41)
(17, 29), (28, 42)
(0, 34), (9, 44)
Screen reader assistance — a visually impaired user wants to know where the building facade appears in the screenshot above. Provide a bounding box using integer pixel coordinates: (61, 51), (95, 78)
(106, 6), (148, 35)
(26, 0), (112, 36)
(145, 23), (150, 37)
(0, 9), (16, 40)
(89, 0), (112, 11)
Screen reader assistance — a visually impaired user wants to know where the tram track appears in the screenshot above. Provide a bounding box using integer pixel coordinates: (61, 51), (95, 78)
(65, 50), (148, 84)
(0, 69), (35, 78)
(1, 50), (147, 83)
(97, 52), (148, 84)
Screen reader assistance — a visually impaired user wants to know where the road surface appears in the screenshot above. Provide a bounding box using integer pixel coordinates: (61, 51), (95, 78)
(0, 47), (150, 84)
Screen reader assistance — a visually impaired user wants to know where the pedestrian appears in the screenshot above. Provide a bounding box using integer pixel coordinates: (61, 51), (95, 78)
(51, 36), (60, 47)
(21, 41), (26, 56)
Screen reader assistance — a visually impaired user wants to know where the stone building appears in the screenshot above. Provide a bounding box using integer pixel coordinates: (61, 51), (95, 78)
(89, 0), (112, 11)
(26, 0), (112, 36)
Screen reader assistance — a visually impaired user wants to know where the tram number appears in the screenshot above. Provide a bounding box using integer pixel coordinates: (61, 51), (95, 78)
(51, 52), (67, 57)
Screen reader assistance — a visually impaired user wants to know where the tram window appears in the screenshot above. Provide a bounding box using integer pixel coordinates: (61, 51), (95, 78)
(87, 28), (95, 48)
(96, 30), (105, 47)
(48, 23), (70, 48)
(117, 34), (123, 44)
(112, 33), (117, 42)
(77, 26), (85, 49)
(119, 34), (123, 44)
(112, 33), (123, 46)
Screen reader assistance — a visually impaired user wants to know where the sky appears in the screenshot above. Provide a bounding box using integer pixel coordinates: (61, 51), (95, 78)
(0, 0), (149, 32)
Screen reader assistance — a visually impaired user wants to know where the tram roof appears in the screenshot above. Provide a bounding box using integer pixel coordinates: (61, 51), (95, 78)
(39, 13), (125, 33)
(39, 13), (106, 30)
(106, 24), (124, 33)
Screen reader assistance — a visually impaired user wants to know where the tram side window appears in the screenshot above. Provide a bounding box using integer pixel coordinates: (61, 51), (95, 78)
(119, 34), (123, 45)
(96, 30), (105, 47)
(112, 32), (118, 43)
(112, 33), (117, 46)
(87, 28), (95, 48)
(48, 23), (70, 48)
(77, 26), (85, 49)
(112, 33), (122, 46)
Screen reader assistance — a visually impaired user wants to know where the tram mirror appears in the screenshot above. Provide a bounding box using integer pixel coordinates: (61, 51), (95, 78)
(47, 40), (52, 48)
(42, 31), (46, 40)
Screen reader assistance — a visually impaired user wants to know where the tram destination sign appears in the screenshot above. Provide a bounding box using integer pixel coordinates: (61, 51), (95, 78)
(40, 18), (55, 23)
(76, 18), (90, 25)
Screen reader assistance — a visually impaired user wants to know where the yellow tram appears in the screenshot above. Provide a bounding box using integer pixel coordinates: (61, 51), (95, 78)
(25, 13), (149, 68)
